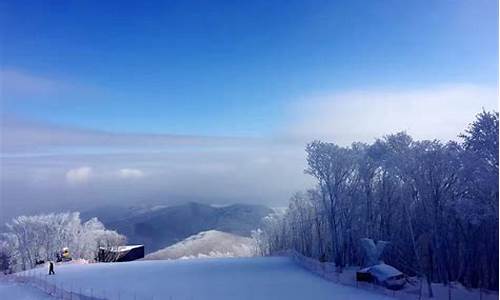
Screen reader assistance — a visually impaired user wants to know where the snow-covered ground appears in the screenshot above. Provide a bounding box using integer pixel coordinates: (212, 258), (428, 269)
(286, 250), (498, 300)
(145, 230), (256, 260)
(4, 257), (497, 300)
(18, 257), (394, 300)
(0, 279), (52, 300)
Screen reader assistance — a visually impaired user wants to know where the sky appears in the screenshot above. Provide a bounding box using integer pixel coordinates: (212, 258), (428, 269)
(0, 0), (498, 221)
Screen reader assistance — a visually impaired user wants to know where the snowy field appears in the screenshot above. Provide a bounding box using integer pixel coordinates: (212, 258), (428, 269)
(16, 257), (394, 300)
(2, 257), (497, 300)
(0, 279), (52, 300)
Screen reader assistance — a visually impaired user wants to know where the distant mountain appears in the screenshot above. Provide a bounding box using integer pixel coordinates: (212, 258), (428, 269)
(83, 202), (273, 253)
(145, 230), (256, 260)
(81, 204), (170, 224)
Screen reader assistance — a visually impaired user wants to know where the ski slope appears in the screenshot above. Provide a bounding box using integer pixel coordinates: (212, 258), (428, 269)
(24, 257), (393, 300)
(0, 280), (52, 300)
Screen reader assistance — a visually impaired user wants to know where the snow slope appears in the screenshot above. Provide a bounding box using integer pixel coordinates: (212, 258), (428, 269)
(24, 257), (394, 300)
(0, 279), (53, 300)
(145, 230), (256, 260)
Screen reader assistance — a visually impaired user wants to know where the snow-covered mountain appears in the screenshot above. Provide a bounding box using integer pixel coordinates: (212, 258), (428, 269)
(145, 230), (256, 260)
(83, 202), (273, 253)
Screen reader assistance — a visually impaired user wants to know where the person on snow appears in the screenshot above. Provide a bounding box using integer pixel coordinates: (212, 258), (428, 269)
(48, 261), (55, 275)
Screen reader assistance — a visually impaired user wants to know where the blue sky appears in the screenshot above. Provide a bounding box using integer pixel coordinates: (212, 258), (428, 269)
(0, 1), (498, 217)
(2, 0), (498, 136)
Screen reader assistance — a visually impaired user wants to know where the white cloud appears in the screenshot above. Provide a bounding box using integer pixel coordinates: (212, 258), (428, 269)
(66, 166), (92, 184)
(287, 84), (498, 145)
(118, 168), (145, 179)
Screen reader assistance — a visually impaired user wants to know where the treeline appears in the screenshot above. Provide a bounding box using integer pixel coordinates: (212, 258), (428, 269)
(257, 111), (498, 293)
(0, 212), (125, 273)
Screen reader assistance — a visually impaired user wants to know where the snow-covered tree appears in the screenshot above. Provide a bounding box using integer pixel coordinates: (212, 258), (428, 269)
(262, 110), (499, 292)
(2, 212), (126, 271)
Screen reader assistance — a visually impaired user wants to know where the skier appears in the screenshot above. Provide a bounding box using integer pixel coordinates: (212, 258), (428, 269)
(48, 261), (55, 275)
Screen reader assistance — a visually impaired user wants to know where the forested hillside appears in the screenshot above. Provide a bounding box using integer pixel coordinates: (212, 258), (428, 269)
(258, 111), (499, 295)
(98, 202), (273, 253)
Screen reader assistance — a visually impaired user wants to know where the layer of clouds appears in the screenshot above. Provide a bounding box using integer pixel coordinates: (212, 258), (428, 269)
(0, 118), (311, 221)
(117, 168), (145, 179)
(287, 84), (498, 145)
(0, 143), (310, 222)
(1, 83), (497, 222)
(64, 166), (146, 184)
(66, 166), (92, 185)
(0, 116), (264, 153)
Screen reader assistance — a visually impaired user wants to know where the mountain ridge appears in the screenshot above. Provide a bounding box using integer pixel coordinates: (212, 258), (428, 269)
(82, 202), (273, 253)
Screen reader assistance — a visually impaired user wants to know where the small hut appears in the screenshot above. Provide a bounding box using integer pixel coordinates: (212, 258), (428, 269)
(98, 245), (144, 262)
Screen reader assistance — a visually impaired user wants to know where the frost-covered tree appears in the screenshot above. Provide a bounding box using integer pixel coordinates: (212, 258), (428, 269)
(2, 212), (126, 271)
(262, 110), (499, 292)
(457, 110), (499, 289)
(305, 141), (356, 268)
(0, 240), (11, 274)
